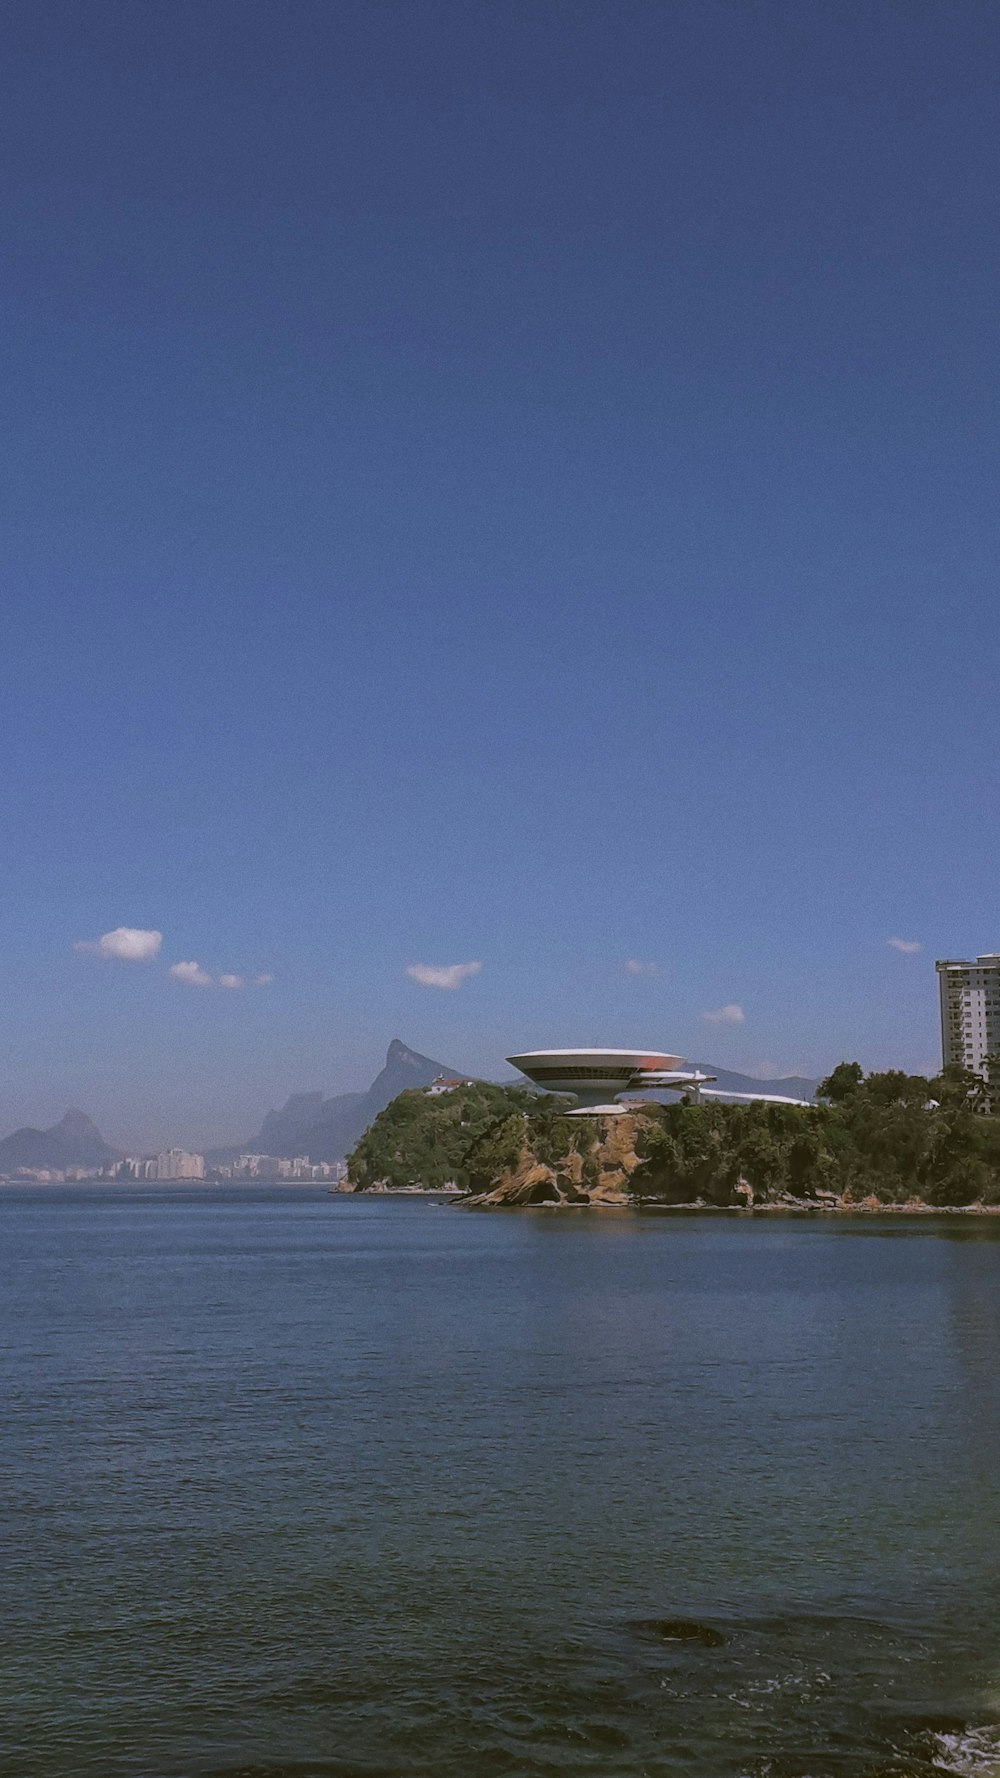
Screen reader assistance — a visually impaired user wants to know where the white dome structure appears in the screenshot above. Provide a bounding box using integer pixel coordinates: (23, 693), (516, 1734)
(506, 1047), (810, 1112)
(507, 1048), (702, 1113)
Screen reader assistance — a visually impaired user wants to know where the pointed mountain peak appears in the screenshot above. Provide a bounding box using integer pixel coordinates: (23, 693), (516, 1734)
(385, 1038), (429, 1070)
(52, 1109), (104, 1140)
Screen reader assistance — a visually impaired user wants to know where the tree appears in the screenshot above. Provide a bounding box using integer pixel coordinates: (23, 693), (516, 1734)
(816, 1062), (864, 1103)
(930, 1062), (986, 1110)
(861, 1070), (932, 1109)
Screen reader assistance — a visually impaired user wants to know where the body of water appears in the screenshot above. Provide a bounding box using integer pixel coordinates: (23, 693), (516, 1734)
(3, 1188), (1000, 1777)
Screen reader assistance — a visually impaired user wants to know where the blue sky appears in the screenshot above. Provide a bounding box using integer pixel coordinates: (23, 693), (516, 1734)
(3, 0), (998, 1149)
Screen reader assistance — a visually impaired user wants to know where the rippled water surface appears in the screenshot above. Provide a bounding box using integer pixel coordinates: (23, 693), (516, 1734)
(3, 1190), (1000, 1777)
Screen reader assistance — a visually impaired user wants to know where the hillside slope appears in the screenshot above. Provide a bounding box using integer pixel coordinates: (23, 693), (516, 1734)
(214, 1039), (470, 1163)
(347, 1080), (539, 1190)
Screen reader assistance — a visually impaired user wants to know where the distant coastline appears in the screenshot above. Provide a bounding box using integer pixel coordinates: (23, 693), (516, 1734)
(8, 1055), (1000, 1213)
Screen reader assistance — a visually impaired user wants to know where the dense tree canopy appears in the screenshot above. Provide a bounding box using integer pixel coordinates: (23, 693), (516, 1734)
(346, 1081), (541, 1191)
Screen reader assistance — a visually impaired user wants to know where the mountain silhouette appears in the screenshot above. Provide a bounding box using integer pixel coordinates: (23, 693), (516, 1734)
(689, 1064), (818, 1102)
(223, 1039), (467, 1163)
(0, 1053), (817, 1176)
(224, 1043), (818, 1165)
(0, 1110), (121, 1172)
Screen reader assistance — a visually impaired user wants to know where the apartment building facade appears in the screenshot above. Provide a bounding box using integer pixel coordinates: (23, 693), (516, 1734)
(935, 955), (1000, 1075)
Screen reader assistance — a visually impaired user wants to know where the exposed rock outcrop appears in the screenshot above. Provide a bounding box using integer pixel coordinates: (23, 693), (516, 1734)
(460, 1104), (843, 1210)
(462, 1113), (640, 1206)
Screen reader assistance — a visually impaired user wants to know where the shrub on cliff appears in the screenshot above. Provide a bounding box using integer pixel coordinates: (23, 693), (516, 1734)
(346, 1081), (539, 1191)
(629, 1100), (837, 1204)
(819, 1066), (1000, 1205)
(461, 1099), (585, 1196)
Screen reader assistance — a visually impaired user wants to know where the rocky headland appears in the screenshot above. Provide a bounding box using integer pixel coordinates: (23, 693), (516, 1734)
(458, 1107), (1000, 1212)
(346, 1066), (1000, 1212)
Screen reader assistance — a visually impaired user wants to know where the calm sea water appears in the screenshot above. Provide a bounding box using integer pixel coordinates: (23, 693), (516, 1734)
(3, 1189), (1000, 1778)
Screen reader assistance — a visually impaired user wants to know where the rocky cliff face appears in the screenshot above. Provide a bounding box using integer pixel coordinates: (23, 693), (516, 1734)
(462, 1106), (840, 1210)
(463, 1113), (642, 1206)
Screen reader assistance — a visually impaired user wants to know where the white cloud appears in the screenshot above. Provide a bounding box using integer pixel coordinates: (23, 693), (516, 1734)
(75, 926), (163, 963)
(406, 961), (482, 991)
(170, 961), (214, 987)
(76, 930), (268, 992)
(888, 937), (922, 955)
(625, 959), (658, 977)
(702, 1003), (746, 1025)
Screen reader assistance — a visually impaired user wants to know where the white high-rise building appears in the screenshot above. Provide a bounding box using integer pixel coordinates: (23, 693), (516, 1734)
(935, 956), (1000, 1075)
(151, 1148), (205, 1180)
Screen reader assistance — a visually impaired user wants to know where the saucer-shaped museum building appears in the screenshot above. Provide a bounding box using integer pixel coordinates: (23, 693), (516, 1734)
(506, 1048), (702, 1112)
(506, 1048), (811, 1112)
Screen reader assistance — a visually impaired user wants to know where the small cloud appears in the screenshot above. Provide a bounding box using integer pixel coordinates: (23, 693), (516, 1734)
(218, 974), (244, 990)
(702, 1003), (745, 1025)
(888, 937), (922, 955)
(170, 961), (214, 987)
(75, 927), (163, 963)
(253, 973), (274, 987)
(406, 961), (482, 991)
(625, 959), (658, 977)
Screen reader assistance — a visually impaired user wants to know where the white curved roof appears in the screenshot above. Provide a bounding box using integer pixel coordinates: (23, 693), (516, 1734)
(507, 1048), (683, 1067)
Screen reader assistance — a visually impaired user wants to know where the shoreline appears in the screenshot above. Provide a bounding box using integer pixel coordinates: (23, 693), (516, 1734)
(391, 1189), (1000, 1216)
(632, 1200), (1000, 1216)
(331, 1184), (462, 1197)
(5, 1178), (999, 1217)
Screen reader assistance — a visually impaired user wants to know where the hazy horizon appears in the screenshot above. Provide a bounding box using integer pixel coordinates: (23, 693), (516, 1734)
(3, 1036), (827, 1156)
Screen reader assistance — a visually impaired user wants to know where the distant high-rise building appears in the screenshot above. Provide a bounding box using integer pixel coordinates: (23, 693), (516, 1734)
(151, 1148), (205, 1180)
(935, 955), (1000, 1075)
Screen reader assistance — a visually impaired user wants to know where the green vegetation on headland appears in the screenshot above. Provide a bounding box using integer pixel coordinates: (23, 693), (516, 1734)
(346, 1080), (541, 1191)
(345, 1062), (1000, 1209)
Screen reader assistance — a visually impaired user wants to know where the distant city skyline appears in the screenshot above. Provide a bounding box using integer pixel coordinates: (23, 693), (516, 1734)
(3, 2), (998, 1148)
